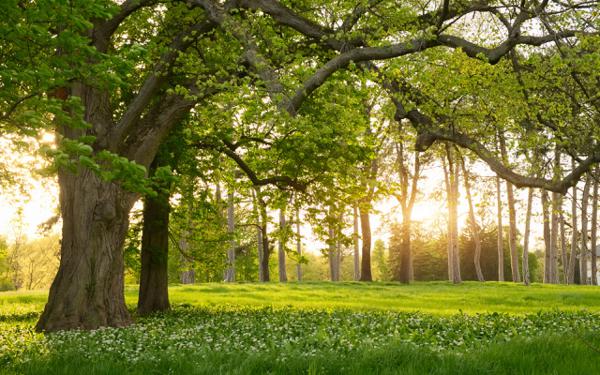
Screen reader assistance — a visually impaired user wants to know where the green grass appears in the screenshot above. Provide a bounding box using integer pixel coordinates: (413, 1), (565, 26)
(2, 282), (600, 374)
(157, 281), (600, 314)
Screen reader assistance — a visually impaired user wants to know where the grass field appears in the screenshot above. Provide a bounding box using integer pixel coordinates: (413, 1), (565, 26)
(2, 282), (600, 374)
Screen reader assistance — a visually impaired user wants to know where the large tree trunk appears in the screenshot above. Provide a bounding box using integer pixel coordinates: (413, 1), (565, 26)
(138, 172), (171, 316)
(224, 190), (236, 282)
(460, 156), (484, 282)
(581, 177), (591, 284)
(353, 206), (360, 281)
(522, 188), (533, 285)
(359, 203), (373, 282)
(495, 175), (505, 282)
(278, 208), (288, 282)
(36, 170), (136, 332)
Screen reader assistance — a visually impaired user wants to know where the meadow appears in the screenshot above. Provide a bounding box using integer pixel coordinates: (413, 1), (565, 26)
(2, 282), (600, 374)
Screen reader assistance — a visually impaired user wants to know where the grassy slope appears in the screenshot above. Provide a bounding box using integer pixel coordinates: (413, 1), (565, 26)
(4, 281), (600, 315)
(2, 282), (600, 374)
(161, 281), (600, 314)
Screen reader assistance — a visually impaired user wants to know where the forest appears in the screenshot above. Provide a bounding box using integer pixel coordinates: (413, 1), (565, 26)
(1, 0), (600, 373)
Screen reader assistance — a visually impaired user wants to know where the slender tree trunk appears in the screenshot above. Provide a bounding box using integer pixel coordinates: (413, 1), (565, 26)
(592, 170), (598, 285)
(179, 238), (195, 284)
(398, 207), (413, 283)
(36, 170), (136, 331)
(224, 189), (236, 282)
(505, 181), (521, 282)
(581, 177), (591, 284)
(560, 213), (568, 283)
(443, 146), (461, 283)
(256, 191), (270, 282)
(549, 191), (561, 284)
(295, 208), (302, 282)
(252, 190), (265, 282)
(353, 206), (360, 281)
(278, 208), (288, 282)
(542, 190), (551, 283)
(138, 178), (171, 315)
(359, 203), (372, 282)
(496, 175), (505, 282)
(499, 135), (520, 282)
(522, 188), (533, 286)
(460, 156), (484, 282)
(568, 179), (578, 284)
(328, 224), (340, 282)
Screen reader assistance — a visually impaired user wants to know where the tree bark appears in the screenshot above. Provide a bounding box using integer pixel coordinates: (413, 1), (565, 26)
(359, 203), (373, 282)
(568, 177), (578, 284)
(328, 224), (339, 281)
(499, 135), (521, 282)
(443, 145), (461, 283)
(138, 171), (171, 315)
(353, 205), (360, 281)
(460, 155), (484, 282)
(278, 208), (288, 282)
(224, 189), (236, 282)
(495, 175), (505, 282)
(542, 189), (551, 283)
(258, 194), (270, 282)
(591, 169), (598, 285)
(581, 176), (591, 284)
(397, 209), (413, 283)
(296, 208), (302, 282)
(560, 212), (568, 283)
(549, 191), (561, 284)
(36, 170), (136, 331)
(522, 188), (533, 285)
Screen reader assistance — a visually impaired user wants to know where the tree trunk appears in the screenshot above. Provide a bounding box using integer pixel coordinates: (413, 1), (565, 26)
(328, 225), (339, 281)
(549, 191), (561, 284)
(254, 189), (270, 282)
(224, 189), (236, 282)
(499, 136), (521, 283)
(460, 156), (484, 282)
(522, 188), (533, 286)
(138, 175), (171, 316)
(581, 177), (591, 284)
(295, 208), (302, 282)
(568, 168), (578, 284)
(505, 181), (521, 282)
(36, 170), (136, 331)
(496, 175), (505, 282)
(398, 208), (413, 283)
(359, 203), (372, 282)
(278, 208), (288, 282)
(592, 170), (598, 285)
(560, 213), (568, 283)
(353, 206), (360, 281)
(542, 189), (551, 283)
(443, 146), (461, 283)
